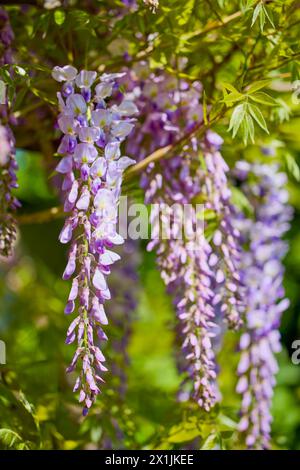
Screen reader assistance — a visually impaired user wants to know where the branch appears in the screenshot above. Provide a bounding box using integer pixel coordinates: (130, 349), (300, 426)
(17, 206), (63, 224)
(183, 10), (242, 41)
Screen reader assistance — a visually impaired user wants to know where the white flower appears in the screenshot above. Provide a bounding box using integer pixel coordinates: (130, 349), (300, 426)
(66, 94), (87, 115)
(111, 121), (134, 139)
(52, 65), (78, 82)
(95, 82), (113, 100)
(75, 70), (97, 89)
(100, 72), (126, 82)
(112, 100), (138, 116)
(0, 126), (10, 165)
(44, 0), (61, 10)
(104, 142), (120, 161)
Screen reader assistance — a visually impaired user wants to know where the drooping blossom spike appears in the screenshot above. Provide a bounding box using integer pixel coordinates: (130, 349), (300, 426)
(53, 66), (136, 414)
(147, 151), (219, 411)
(0, 7), (14, 66)
(203, 131), (244, 329)
(234, 161), (292, 449)
(0, 125), (19, 256)
(123, 64), (243, 408)
(0, 8), (20, 257)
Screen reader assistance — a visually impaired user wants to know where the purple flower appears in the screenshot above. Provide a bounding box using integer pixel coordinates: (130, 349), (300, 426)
(124, 64), (243, 409)
(234, 162), (292, 449)
(53, 66), (136, 414)
(0, 10), (20, 257)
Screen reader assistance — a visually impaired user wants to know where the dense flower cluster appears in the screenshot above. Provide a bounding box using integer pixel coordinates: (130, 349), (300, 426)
(0, 8), (19, 257)
(52, 65), (137, 414)
(203, 133), (243, 329)
(147, 147), (219, 410)
(0, 125), (19, 256)
(0, 7), (14, 66)
(234, 161), (292, 449)
(123, 64), (243, 410)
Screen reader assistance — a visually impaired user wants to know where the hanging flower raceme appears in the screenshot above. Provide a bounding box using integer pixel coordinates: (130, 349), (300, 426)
(52, 65), (137, 415)
(123, 64), (243, 409)
(234, 161), (292, 449)
(203, 132), (244, 329)
(0, 125), (19, 256)
(0, 7), (20, 257)
(147, 150), (219, 411)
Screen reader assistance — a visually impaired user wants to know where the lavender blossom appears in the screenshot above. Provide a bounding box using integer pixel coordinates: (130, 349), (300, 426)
(148, 152), (219, 410)
(124, 64), (243, 409)
(234, 161), (292, 449)
(53, 66), (136, 414)
(0, 7), (14, 66)
(0, 125), (19, 256)
(0, 8), (20, 257)
(203, 131), (244, 329)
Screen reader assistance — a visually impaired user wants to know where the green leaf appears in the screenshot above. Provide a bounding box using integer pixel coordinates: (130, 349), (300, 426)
(247, 79), (271, 94)
(240, 112), (255, 144)
(284, 153), (300, 182)
(204, 209), (217, 221)
(248, 103), (269, 133)
(0, 429), (27, 449)
(249, 91), (277, 106)
(259, 7), (266, 31)
(223, 91), (245, 105)
(54, 9), (66, 26)
(241, 0), (256, 13)
(228, 103), (247, 137)
(168, 423), (201, 444)
(200, 433), (218, 450)
(251, 3), (262, 27)
(231, 187), (253, 215)
(222, 82), (240, 94)
(263, 5), (275, 28)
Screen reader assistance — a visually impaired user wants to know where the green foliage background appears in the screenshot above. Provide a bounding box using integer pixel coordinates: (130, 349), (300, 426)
(0, 0), (300, 450)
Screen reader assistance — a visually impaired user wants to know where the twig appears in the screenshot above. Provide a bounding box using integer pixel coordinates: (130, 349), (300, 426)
(17, 206), (64, 224)
(182, 10), (243, 41)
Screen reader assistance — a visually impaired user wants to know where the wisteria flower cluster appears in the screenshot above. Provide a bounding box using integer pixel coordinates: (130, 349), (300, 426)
(234, 161), (292, 449)
(203, 133), (243, 329)
(0, 7), (20, 257)
(147, 146), (220, 411)
(0, 125), (19, 256)
(123, 64), (244, 410)
(52, 65), (137, 414)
